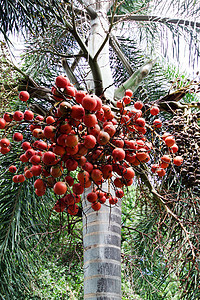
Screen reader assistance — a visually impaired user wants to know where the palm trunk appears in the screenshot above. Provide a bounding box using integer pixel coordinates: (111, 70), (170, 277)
(82, 198), (122, 299)
(82, 2), (122, 299)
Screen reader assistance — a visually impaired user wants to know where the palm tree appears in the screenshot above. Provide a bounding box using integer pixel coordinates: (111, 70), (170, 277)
(0, 1), (200, 299)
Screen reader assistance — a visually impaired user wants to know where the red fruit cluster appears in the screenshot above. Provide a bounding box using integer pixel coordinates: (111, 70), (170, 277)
(0, 76), (183, 215)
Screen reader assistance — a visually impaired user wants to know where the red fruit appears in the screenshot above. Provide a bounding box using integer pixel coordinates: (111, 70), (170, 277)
(35, 115), (44, 121)
(64, 85), (76, 97)
(37, 141), (48, 151)
(55, 75), (70, 88)
(114, 177), (123, 188)
(53, 198), (66, 212)
(13, 111), (24, 121)
(156, 168), (166, 177)
(78, 171), (90, 184)
(75, 90), (87, 104)
(30, 165), (42, 176)
(0, 138), (10, 148)
(46, 116), (55, 124)
(44, 126), (56, 139)
(122, 96), (131, 105)
(125, 152), (136, 164)
(150, 106), (159, 115)
(134, 101), (143, 110)
(136, 148), (148, 162)
(165, 136), (175, 147)
(59, 122), (71, 134)
(171, 144), (178, 153)
(136, 117), (145, 127)
(104, 124), (116, 137)
(34, 179), (46, 190)
(25, 149), (35, 159)
(82, 95), (97, 111)
(94, 96), (102, 111)
(83, 162), (93, 173)
(23, 110), (33, 121)
(87, 192), (98, 203)
(96, 109), (104, 121)
(0, 121), (6, 131)
(173, 156), (183, 166)
(24, 170), (33, 178)
(19, 91), (30, 102)
(112, 148), (125, 161)
(97, 131), (110, 145)
(84, 135), (96, 149)
(160, 162), (169, 169)
(54, 182), (67, 195)
(64, 194), (75, 206)
(65, 175), (74, 186)
(91, 169), (103, 182)
(115, 189), (124, 198)
(113, 139), (124, 148)
(42, 151), (56, 165)
(153, 119), (162, 128)
(67, 204), (79, 215)
(56, 134), (67, 147)
(12, 175), (19, 183)
(101, 164), (113, 179)
(20, 154), (29, 163)
(78, 156), (87, 167)
(109, 196), (118, 205)
(161, 155), (171, 164)
(32, 128), (44, 139)
(30, 155), (41, 165)
(13, 132), (23, 142)
(72, 183), (84, 195)
(9, 165), (17, 173)
(65, 134), (78, 147)
(71, 105), (85, 119)
(88, 124), (101, 137)
(65, 158), (78, 171)
(18, 174), (26, 183)
(91, 202), (101, 211)
(22, 142), (31, 151)
(123, 167), (135, 179)
(0, 147), (10, 154)
(99, 196), (106, 204)
(35, 188), (46, 197)
(3, 113), (13, 122)
(83, 114), (97, 127)
(116, 100), (124, 109)
(125, 89), (133, 97)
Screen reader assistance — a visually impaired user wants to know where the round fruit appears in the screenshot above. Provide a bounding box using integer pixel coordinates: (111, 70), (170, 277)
(55, 75), (70, 88)
(150, 106), (159, 115)
(13, 132), (23, 142)
(53, 182), (67, 195)
(9, 165), (17, 173)
(91, 202), (101, 211)
(165, 136), (175, 147)
(82, 95), (97, 111)
(134, 101), (143, 110)
(153, 119), (162, 128)
(112, 148), (125, 161)
(87, 192), (98, 203)
(0, 138), (10, 148)
(84, 135), (96, 149)
(24, 110), (34, 121)
(19, 91), (30, 102)
(42, 151), (56, 165)
(0, 118), (6, 129)
(173, 156), (183, 166)
(13, 111), (24, 121)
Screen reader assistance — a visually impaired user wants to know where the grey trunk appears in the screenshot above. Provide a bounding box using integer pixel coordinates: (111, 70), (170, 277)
(82, 2), (122, 299)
